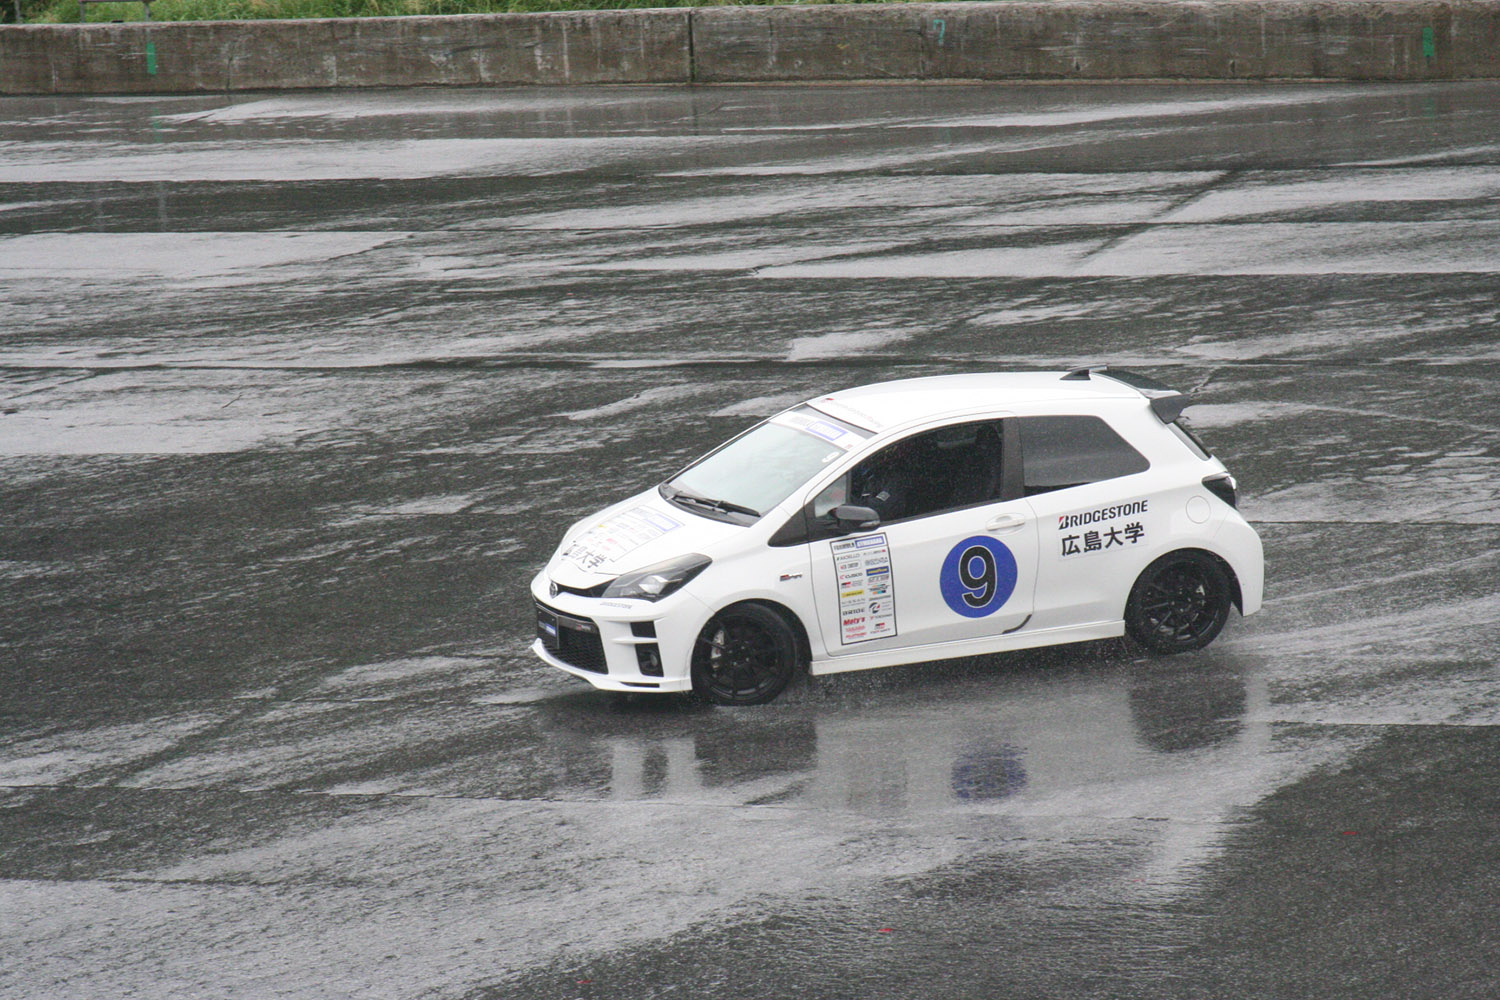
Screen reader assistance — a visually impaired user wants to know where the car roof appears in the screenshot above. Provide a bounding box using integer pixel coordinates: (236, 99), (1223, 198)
(805, 372), (1145, 433)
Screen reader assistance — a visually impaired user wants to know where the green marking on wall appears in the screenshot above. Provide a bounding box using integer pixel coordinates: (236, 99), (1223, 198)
(1422, 26), (1435, 61)
(146, 40), (158, 76)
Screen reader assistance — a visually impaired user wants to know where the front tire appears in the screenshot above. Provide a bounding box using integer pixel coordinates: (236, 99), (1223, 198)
(1124, 551), (1233, 654)
(691, 603), (801, 706)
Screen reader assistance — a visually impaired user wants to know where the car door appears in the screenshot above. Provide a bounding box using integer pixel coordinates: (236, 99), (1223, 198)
(1013, 413), (1162, 629)
(803, 418), (1040, 657)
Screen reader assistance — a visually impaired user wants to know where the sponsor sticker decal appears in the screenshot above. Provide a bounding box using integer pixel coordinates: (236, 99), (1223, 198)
(772, 411), (863, 451)
(940, 536), (1018, 618)
(1057, 499), (1148, 531)
(562, 506), (682, 572)
(830, 533), (897, 644)
(804, 420), (848, 443)
(1057, 499), (1148, 558)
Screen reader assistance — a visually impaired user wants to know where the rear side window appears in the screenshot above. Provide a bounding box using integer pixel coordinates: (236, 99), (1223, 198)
(1169, 416), (1213, 460)
(1019, 415), (1149, 495)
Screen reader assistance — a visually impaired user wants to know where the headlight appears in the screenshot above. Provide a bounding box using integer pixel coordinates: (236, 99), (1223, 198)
(603, 553), (711, 602)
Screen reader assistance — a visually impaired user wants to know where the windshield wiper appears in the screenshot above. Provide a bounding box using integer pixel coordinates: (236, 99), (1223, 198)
(661, 485), (760, 519)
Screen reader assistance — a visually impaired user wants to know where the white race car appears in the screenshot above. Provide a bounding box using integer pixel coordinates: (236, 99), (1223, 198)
(530, 368), (1263, 705)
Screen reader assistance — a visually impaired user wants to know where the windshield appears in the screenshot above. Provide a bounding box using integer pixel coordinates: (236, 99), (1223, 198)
(666, 406), (870, 521)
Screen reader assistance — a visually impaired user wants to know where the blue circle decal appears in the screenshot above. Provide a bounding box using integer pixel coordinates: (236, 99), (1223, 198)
(940, 536), (1017, 618)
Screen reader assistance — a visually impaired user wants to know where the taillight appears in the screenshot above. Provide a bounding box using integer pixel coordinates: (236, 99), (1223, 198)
(1202, 473), (1237, 508)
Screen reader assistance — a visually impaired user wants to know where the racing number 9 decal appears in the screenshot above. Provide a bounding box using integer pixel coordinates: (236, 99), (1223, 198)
(940, 536), (1018, 618)
(960, 547), (999, 605)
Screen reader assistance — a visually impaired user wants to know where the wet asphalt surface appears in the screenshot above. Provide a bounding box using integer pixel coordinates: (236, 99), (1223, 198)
(2, 82), (1499, 999)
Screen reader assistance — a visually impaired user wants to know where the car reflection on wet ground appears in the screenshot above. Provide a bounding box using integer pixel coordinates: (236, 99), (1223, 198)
(2, 82), (1499, 999)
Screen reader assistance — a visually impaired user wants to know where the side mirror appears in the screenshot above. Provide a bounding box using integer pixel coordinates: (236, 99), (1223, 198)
(832, 504), (881, 533)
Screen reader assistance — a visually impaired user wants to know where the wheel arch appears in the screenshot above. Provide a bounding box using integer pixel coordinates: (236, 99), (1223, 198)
(731, 598), (814, 669)
(691, 598), (812, 706)
(1137, 546), (1244, 615)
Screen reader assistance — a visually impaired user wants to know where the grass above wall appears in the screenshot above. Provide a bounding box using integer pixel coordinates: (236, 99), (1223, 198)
(22, 0), (931, 24)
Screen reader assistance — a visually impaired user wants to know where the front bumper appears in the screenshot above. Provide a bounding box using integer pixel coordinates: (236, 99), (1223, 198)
(531, 639), (693, 693)
(528, 569), (704, 693)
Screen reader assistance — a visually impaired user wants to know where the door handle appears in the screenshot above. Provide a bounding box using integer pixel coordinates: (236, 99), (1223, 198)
(986, 513), (1026, 533)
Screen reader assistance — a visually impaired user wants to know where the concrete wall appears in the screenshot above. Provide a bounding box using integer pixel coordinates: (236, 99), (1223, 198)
(2, 1), (1498, 94)
(693, 2), (1500, 82)
(0, 10), (692, 92)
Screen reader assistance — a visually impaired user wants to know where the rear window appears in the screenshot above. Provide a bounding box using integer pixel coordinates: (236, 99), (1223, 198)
(1019, 415), (1149, 495)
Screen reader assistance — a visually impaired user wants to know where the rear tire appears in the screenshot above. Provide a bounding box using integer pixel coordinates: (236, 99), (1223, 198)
(1124, 551), (1233, 654)
(691, 603), (801, 706)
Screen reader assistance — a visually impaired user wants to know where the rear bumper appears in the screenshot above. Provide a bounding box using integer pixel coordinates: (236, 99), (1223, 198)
(1213, 513), (1264, 616)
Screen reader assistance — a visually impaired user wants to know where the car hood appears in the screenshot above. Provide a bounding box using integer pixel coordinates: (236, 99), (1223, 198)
(546, 487), (749, 587)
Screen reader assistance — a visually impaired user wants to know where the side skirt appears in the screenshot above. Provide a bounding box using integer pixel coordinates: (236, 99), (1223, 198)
(808, 620), (1124, 677)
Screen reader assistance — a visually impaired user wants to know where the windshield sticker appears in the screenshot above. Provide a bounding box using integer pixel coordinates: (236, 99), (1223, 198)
(562, 506), (682, 572)
(772, 411), (864, 451)
(1057, 500), (1148, 559)
(831, 533), (897, 645)
(803, 420), (847, 443)
(940, 536), (1018, 618)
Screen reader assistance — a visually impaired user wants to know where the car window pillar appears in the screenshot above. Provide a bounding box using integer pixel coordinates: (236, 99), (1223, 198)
(1000, 418), (1025, 502)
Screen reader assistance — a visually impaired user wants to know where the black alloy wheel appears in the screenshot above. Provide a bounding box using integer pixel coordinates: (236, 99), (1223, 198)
(1124, 551), (1234, 654)
(691, 603), (801, 706)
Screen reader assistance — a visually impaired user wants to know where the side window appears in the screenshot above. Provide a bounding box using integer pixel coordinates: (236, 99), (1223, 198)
(769, 476), (854, 546)
(841, 419), (1007, 526)
(1019, 415), (1149, 496)
(779, 419), (1008, 545)
(812, 477), (849, 520)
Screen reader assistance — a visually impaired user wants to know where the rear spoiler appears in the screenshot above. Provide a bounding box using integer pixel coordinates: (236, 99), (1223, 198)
(1061, 366), (1190, 423)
